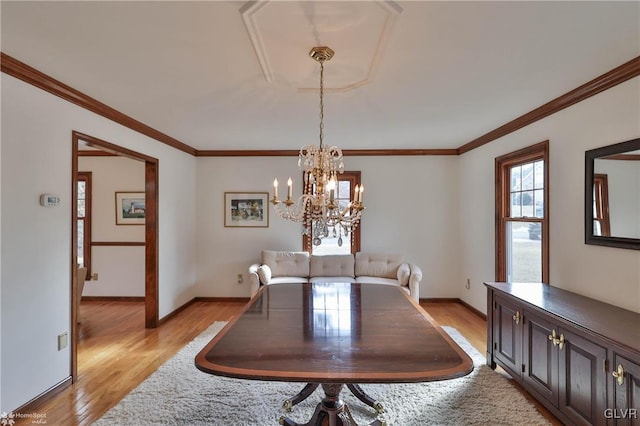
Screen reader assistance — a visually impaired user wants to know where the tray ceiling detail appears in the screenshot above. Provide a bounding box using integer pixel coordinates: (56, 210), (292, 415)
(241, 0), (403, 92)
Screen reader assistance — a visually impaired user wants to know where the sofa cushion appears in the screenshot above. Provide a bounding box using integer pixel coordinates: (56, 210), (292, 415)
(310, 276), (356, 284)
(355, 253), (404, 279)
(262, 250), (309, 278)
(355, 276), (399, 286)
(356, 277), (410, 295)
(268, 277), (309, 284)
(310, 254), (355, 278)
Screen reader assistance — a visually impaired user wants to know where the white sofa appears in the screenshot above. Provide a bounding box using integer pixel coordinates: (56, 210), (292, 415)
(249, 251), (422, 301)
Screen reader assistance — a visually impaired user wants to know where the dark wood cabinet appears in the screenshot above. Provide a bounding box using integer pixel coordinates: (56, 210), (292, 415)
(558, 327), (607, 425)
(492, 294), (521, 378)
(486, 282), (640, 426)
(611, 352), (640, 425)
(522, 308), (558, 405)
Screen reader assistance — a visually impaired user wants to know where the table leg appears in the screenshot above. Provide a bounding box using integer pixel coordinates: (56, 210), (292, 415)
(282, 383), (320, 412)
(346, 384), (385, 415)
(279, 384), (385, 426)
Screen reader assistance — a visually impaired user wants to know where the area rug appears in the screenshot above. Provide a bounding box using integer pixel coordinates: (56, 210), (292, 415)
(95, 321), (550, 425)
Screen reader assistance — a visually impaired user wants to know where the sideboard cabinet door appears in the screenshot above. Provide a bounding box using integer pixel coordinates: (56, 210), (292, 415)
(558, 328), (607, 426)
(522, 309), (558, 406)
(611, 353), (640, 426)
(493, 295), (522, 379)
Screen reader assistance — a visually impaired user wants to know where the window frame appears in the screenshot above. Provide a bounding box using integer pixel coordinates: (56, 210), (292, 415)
(303, 170), (362, 254)
(593, 174), (611, 236)
(495, 141), (549, 283)
(77, 171), (92, 276)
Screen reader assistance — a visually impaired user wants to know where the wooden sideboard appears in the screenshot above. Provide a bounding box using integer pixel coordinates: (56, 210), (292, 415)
(485, 282), (640, 425)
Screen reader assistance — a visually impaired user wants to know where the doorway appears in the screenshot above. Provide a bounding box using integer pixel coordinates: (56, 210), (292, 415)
(71, 131), (159, 381)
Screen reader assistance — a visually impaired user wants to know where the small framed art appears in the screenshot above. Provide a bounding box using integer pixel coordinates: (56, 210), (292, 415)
(224, 192), (269, 228)
(115, 191), (145, 225)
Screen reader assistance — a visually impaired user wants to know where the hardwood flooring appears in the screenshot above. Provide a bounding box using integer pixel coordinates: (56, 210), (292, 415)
(13, 299), (560, 425)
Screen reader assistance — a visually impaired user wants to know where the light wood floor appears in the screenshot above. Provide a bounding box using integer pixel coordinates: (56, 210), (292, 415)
(14, 299), (560, 425)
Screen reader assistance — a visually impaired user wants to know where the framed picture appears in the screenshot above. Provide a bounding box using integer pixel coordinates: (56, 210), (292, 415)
(224, 192), (269, 228)
(115, 192), (145, 225)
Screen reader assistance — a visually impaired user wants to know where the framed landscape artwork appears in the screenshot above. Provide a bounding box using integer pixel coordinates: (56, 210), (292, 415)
(224, 192), (269, 228)
(115, 191), (145, 225)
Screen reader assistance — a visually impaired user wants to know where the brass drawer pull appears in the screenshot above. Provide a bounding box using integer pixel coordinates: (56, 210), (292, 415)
(513, 310), (520, 324)
(612, 364), (625, 386)
(548, 329), (564, 349)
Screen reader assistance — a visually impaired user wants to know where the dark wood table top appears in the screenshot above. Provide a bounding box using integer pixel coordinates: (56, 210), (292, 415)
(195, 283), (473, 383)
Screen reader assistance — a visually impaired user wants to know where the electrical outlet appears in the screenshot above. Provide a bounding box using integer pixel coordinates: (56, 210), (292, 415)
(466, 278), (471, 290)
(91, 273), (98, 280)
(237, 273), (243, 284)
(58, 332), (68, 351)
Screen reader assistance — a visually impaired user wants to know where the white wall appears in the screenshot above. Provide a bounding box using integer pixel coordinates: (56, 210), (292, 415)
(195, 155), (460, 299)
(458, 77), (640, 314)
(0, 73), (197, 412)
(78, 156), (145, 297)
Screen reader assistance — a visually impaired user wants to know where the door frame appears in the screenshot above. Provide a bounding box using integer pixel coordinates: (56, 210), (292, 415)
(71, 131), (159, 381)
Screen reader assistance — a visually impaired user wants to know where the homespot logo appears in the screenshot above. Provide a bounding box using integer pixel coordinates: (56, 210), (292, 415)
(604, 408), (638, 420)
(1, 411), (47, 425)
(0, 412), (14, 426)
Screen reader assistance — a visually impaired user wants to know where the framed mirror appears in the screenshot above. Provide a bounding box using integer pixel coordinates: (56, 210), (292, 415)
(585, 137), (640, 250)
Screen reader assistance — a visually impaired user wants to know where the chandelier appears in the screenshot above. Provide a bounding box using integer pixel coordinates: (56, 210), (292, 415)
(271, 46), (365, 247)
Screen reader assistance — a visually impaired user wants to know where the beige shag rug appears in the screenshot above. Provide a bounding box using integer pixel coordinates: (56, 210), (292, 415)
(96, 321), (550, 425)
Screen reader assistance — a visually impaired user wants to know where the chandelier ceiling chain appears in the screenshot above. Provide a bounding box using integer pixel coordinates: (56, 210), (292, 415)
(271, 46), (365, 248)
(319, 59), (324, 149)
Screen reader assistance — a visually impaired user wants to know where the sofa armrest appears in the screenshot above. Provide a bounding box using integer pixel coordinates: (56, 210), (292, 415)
(248, 263), (261, 297)
(407, 263), (422, 302)
(396, 263), (410, 287)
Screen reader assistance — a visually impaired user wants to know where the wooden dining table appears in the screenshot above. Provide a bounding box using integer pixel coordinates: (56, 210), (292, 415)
(195, 282), (473, 426)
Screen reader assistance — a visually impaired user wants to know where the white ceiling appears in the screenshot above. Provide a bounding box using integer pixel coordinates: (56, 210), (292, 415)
(1, 1), (639, 151)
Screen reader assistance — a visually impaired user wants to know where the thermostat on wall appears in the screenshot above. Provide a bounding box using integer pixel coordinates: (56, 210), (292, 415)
(40, 194), (60, 207)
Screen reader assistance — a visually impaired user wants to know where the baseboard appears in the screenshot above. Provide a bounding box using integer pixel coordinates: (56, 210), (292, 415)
(155, 297), (251, 327)
(457, 299), (486, 320)
(11, 376), (72, 414)
(193, 296), (251, 303)
(420, 297), (487, 320)
(81, 296), (145, 302)
(420, 297), (459, 303)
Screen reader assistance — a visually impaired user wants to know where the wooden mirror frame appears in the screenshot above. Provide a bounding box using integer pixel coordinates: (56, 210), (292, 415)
(584, 137), (640, 250)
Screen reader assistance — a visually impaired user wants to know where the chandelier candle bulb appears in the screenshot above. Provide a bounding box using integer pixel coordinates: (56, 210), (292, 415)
(287, 177), (293, 199)
(272, 178), (279, 203)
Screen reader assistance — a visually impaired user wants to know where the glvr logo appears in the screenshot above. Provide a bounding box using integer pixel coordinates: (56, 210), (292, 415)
(604, 408), (638, 419)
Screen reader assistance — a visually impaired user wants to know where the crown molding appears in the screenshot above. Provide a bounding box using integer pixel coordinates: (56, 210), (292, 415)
(457, 55), (640, 155)
(195, 148), (457, 157)
(0, 52), (196, 156)
(2, 51), (638, 158)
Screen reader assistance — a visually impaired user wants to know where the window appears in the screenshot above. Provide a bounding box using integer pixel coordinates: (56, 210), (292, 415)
(496, 141), (549, 283)
(77, 172), (92, 274)
(593, 174), (611, 236)
(303, 171), (362, 255)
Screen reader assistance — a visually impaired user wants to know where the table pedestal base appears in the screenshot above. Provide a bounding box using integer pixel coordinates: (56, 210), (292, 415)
(279, 384), (385, 426)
